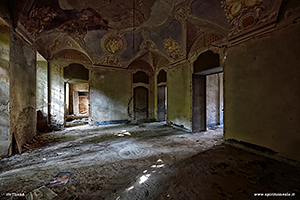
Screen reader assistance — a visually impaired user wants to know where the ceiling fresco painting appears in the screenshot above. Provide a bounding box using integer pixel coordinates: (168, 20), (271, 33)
(0, 0), (287, 69)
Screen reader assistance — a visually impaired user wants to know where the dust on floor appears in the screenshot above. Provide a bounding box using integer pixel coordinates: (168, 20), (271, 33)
(0, 122), (299, 200)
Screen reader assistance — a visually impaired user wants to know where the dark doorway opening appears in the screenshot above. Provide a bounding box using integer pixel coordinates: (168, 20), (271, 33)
(134, 86), (149, 122)
(157, 69), (167, 122)
(192, 75), (206, 132)
(157, 85), (167, 122)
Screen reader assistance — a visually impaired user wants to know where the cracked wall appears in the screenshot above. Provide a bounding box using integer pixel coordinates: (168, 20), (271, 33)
(9, 31), (37, 154)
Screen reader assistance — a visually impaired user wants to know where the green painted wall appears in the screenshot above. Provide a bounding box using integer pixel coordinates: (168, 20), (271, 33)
(224, 23), (300, 161)
(90, 69), (131, 124)
(167, 61), (192, 130)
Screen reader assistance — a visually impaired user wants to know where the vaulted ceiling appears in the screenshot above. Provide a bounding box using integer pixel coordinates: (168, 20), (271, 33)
(0, 0), (290, 70)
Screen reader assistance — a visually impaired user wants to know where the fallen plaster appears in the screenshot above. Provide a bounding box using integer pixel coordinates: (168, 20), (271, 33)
(0, 123), (299, 199)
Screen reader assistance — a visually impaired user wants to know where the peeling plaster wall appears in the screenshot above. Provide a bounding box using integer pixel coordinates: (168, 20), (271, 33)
(224, 23), (300, 161)
(36, 53), (48, 115)
(9, 32), (36, 154)
(0, 22), (10, 156)
(90, 70), (131, 124)
(167, 62), (192, 130)
(49, 63), (65, 125)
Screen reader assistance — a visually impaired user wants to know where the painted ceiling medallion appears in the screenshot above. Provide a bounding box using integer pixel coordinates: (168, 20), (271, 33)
(163, 37), (182, 60)
(164, 38), (180, 56)
(103, 35), (125, 55)
(106, 39), (121, 54)
(221, 0), (263, 23)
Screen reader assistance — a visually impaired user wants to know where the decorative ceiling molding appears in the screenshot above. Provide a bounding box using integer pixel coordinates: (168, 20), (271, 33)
(127, 59), (153, 74)
(175, 6), (191, 22)
(122, 38), (172, 70)
(223, 0), (283, 43)
(15, 26), (34, 46)
(52, 49), (92, 64)
(140, 40), (158, 52)
(188, 14), (231, 37)
(100, 54), (123, 67)
(189, 33), (225, 57)
(221, 0), (264, 23)
(157, 57), (170, 70)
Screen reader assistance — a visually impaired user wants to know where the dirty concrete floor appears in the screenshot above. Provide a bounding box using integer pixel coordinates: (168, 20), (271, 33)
(0, 122), (299, 200)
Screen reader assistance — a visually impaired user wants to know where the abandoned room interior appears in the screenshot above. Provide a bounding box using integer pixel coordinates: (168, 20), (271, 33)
(0, 0), (299, 199)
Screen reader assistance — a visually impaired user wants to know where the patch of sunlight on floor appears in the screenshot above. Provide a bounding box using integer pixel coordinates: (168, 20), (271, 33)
(139, 174), (151, 184)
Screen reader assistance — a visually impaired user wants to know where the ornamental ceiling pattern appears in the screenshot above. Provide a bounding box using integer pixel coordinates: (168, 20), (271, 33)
(0, 0), (292, 69)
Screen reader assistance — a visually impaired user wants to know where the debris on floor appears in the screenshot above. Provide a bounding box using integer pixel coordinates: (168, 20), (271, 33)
(25, 186), (57, 200)
(36, 110), (48, 132)
(65, 118), (89, 127)
(114, 130), (131, 137)
(95, 143), (110, 147)
(1, 123), (299, 200)
(47, 172), (74, 187)
(21, 134), (58, 152)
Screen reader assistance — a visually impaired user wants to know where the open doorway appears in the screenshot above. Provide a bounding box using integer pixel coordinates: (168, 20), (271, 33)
(65, 83), (89, 127)
(157, 69), (167, 122)
(192, 50), (223, 132)
(132, 71), (150, 122)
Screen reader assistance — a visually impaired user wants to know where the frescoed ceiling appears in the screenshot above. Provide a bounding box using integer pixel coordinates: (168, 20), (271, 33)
(0, 0), (289, 69)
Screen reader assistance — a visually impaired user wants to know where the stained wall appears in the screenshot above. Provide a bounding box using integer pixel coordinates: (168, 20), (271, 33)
(167, 61), (192, 130)
(0, 19), (10, 156)
(224, 23), (300, 161)
(36, 53), (48, 115)
(89, 69), (132, 125)
(49, 62), (65, 125)
(9, 32), (36, 154)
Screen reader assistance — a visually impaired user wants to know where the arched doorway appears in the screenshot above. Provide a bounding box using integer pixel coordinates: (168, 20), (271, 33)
(64, 63), (90, 126)
(192, 50), (223, 132)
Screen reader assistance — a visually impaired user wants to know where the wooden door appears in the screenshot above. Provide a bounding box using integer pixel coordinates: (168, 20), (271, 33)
(192, 75), (206, 132)
(157, 86), (166, 121)
(73, 91), (79, 115)
(134, 86), (148, 121)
